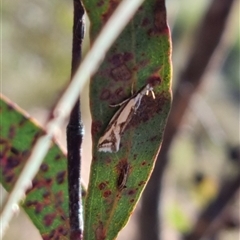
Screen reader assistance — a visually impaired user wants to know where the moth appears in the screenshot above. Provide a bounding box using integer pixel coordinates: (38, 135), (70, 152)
(98, 83), (155, 152)
(117, 162), (130, 191)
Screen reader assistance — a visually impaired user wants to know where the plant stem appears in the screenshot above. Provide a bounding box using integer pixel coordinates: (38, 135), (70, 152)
(67, 1), (85, 239)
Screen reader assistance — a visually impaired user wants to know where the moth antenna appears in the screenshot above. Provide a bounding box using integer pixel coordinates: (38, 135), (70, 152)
(146, 84), (155, 99)
(109, 98), (129, 107)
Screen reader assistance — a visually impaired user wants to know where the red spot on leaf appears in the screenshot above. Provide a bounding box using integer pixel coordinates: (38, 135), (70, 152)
(7, 156), (20, 168)
(18, 116), (28, 127)
(105, 157), (112, 165)
(54, 154), (62, 161)
(153, 2), (168, 33)
(46, 178), (53, 185)
(0, 139), (8, 144)
(130, 199), (135, 203)
(111, 64), (131, 82)
(141, 161), (146, 166)
(97, 0), (104, 7)
(43, 191), (51, 198)
(98, 182), (107, 190)
(114, 87), (124, 98)
(147, 75), (162, 86)
(103, 190), (112, 198)
(25, 200), (35, 207)
(92, 121), (102, 135)
(138, 181), (146, 187)
(150, 135), (158, 142)
(32, 179), (39, 188)
(128, 189), (136, 195)
(7, 104), (14, 111)
(142, 17), (150, 27)
(55, 191), (64, 206)
(35, 203), (44, 214)
(58, 226), (68, 236)
(8, 125), (15, 139)
(56, 171), (66, 184)
(40, 163), (49, 172)
(95, 221), (106, 240)
(123, 52), (133, 62)
(43, 213), (56, 227)
(100, 89), (111, 100)
(45, 230), (55, 239)
(10, 147), (20, 155)
(110, 54), (123, 66)
(5, 174), (14, 183)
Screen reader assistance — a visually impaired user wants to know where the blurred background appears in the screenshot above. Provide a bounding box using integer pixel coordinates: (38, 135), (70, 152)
(1, 0), (239, 239)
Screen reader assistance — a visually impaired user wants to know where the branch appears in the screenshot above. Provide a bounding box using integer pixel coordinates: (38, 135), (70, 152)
(67, 1), (84, 239)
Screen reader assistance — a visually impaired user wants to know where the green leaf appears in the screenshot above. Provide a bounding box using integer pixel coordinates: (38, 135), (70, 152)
(83, 0), (172, 239)
(0, 95), (86, 239)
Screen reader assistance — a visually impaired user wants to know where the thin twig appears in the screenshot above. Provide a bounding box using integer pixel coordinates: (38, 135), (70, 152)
(67, 1), (84, 239)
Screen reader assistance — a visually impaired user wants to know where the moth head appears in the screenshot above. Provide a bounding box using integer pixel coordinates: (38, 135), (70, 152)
(98, 142), (117, 153)
(145, 84), (155, 99)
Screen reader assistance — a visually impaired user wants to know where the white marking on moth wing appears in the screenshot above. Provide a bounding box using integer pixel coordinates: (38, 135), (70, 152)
(98, 124), (121, 152)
